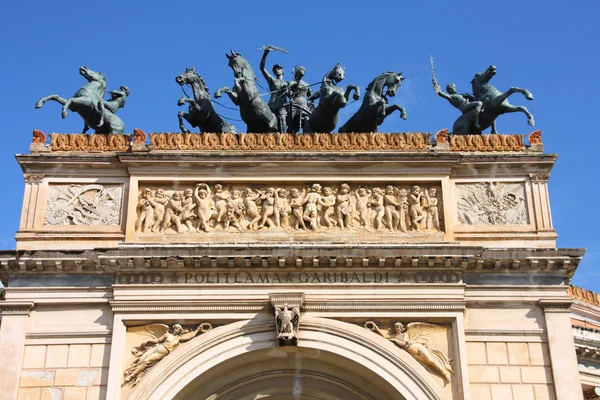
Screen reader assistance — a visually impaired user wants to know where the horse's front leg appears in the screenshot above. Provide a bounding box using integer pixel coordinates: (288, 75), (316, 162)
(178, 111), (191, 133)
(35, 95), (67, 109)
(344, 85), (361, 102)
(494, 87), (534, 105)
(501, 104), (535, 128)
(214, 87), (239, 105)
(491, 119), (498, 134)
(385, 104), (408, 120)
(177, 97), (194, 107)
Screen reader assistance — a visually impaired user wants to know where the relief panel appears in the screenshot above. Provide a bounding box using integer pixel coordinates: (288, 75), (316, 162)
(133, 182), (444, 238)
(44, 184), (123, 226)
(456, 182), (528, 226)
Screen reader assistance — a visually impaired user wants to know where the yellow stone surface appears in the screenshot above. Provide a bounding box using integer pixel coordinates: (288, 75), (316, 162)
(486, 343), (509, 365)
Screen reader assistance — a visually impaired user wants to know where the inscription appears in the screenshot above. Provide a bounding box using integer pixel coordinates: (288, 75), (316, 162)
(117, 271), (461, 285)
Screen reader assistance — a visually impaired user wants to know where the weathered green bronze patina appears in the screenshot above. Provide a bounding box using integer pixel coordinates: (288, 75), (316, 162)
(176, 67), (237, 134)
(35, 66), (128, 134)
(338, 71), (407, 133)
(305, 63), (360, 133)
(438, 65), (535, 135)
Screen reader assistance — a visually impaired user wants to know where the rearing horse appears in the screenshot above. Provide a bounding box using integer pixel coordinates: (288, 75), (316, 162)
(176, 67), (237, 134)
(35, 66), (121, 133)
(454, 65), (534, 134)
(214, 50), (278, 133)
(305, 63), (360, 133)
(338, 71), (407, 133)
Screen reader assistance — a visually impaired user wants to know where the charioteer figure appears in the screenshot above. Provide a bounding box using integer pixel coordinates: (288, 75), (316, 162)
(434, 82), (482, 131)
(280, 66), (315, 133)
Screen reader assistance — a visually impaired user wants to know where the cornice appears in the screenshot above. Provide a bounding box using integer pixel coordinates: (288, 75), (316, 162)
(1, 246), (584, 283)
(0, 301), (34, 316)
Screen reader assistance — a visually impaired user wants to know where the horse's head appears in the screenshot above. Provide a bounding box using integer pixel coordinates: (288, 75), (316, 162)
(383, 71), (404, 97)
(471, 65), (497, 90)
(79, 66), (106, 89)
(225, 50), (256, 81)
(325, 63), (345, 84)
(176, 67), (209, 97)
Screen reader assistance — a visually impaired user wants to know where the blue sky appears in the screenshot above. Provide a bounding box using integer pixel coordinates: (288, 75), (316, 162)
(0, 1), (598, 290)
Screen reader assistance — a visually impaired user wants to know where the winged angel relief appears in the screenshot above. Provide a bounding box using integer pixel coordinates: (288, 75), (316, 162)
(123, 323), (212, 386)
(364, 321), (453, 383)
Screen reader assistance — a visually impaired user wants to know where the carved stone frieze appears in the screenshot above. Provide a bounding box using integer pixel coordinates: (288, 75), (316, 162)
(44, 184), (123, 226)
(124, 322), (212, 386)
(456, 182), (528, 226)
(149, 132), (430, 151)
(364, 321), (453, 383)
(450, 134), (525, 151)
(50, 133), (131, 152)
(134, 182), (444, 236)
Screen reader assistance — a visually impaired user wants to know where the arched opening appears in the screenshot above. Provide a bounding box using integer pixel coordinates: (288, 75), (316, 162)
(175, 347), (402, 400)
(127, 317), (447, 400)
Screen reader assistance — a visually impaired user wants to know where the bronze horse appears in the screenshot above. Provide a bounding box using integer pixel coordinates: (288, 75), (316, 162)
(453, 65), (534, 134)
(215, 50), (278, 133)
(305, 63), (360, 133)
(176, 67), (237, 134)
(339, 71), (406, 133)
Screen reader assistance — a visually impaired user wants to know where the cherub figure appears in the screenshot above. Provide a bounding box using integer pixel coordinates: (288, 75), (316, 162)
(383, 185), (401, 231)
(180, 188), (197, 233)
(424, 188), (440, 231)
(397, 187), (410, 232)
(365, 321), (453, 383)
(336, 183), (353, 229)
(409, 185), (426, 231)
(370, 187), (385, 230)
(194, 183), (213, 232)
(302, 183), (322, 230)
(275, 303), (300, 346)
(274, 188), (291, 228)
(258, 188), (276, 229)
(135, 188), (154, 233)
(213, 184), (231, 227)
(223, 191), (245, 231)
(289, 188), (307, 230)
(149, 189), (168, 233)
(243, 188), (262, 230)
(319, 187), (337, 228)
(434, 82), (483, 131)
(123, 322), (212, 386)
(162, 192), (183, 233)
(354, 187), (372, 228)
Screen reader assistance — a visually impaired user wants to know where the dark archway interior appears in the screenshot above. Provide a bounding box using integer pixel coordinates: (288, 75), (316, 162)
(173, 347), (406, 400)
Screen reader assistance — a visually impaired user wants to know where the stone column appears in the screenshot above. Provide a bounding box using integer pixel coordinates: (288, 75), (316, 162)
(0, 302), (33, 400)
(539, 299), (583, 400)
(530, 174), (553, 232)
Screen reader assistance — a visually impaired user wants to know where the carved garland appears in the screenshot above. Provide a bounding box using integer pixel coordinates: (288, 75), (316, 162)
(149, 132), (431, 151)
(50, 133), (131, 152)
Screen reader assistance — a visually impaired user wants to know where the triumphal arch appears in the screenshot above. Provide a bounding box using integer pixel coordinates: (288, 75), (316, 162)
(0, 127), (585, 400)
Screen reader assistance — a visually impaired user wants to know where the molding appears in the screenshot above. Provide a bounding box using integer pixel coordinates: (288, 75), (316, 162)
(26, 330), (111, 340)
(111, 301), (267, 313)
(305, 302), (465, 312)
(0, 301), (34, 315)
(269, 292), (304, 309)
(539, 298), (573, 312)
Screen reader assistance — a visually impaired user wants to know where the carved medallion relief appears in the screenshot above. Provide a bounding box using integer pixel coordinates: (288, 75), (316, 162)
(44, 184), (123, 226)
(133, 182), (444, 236)
(456, 182), (528, 226)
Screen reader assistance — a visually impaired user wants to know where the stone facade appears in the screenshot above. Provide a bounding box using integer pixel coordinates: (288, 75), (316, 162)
(0, 131), (586, 400)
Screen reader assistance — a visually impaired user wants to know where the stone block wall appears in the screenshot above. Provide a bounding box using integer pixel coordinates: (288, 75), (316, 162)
(466, 341), (555, 400)
(17, 344), (110, 400)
